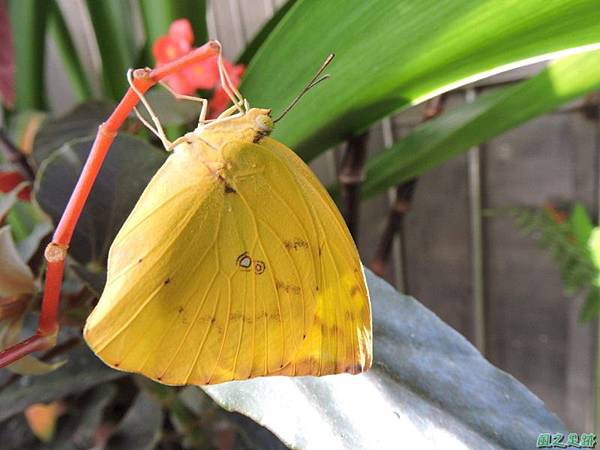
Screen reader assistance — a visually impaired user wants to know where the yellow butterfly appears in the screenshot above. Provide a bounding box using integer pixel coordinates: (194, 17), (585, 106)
(83, 50), (372, 385)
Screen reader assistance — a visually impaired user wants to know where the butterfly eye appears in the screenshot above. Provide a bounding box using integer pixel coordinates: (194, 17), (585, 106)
(255, 115), (273, 133)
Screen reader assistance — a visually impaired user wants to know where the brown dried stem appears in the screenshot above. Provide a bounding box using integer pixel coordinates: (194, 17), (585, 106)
(370, 95), (447, 279)
(339, 132), (369, 240)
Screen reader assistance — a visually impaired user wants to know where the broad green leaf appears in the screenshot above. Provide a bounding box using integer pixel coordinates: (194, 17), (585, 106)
(105, 392), (163, 450)
(241, 0), (600, 160)
(205, 269), (567, 450)
(32, 101), (114, 167)
(360, 50), (600, 197)
(34, 134), (166, 292)
(0, 225), (36, 296)
(8, 0), (48, 109)
(0, 345), (123, 422)
(48, 1), (93, 102)
(85, 1), (137, 100)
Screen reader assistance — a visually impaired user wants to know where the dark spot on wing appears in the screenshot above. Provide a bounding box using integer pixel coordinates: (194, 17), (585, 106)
(138, 258), (143, 263)
(224, 184), (236, 194)
(164, 278), (171, 285)
(178, 306), (184, 313)
(275, 279), (301, 295)
(284, 239), (309, 250)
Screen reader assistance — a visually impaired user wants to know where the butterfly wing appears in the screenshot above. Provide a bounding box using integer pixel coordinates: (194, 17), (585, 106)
(84, 140), (320, 384)
(258, 137), (372, 375)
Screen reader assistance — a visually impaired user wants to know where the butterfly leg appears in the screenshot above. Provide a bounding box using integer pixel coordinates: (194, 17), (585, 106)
(127, 69), (173, 152)
(0, 42), (221, 368)
(215, 42), (247, 114)
(158, 81), (209, 128)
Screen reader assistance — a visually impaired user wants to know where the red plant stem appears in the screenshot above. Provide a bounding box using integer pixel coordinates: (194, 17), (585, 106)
(0, 41), (219, 368)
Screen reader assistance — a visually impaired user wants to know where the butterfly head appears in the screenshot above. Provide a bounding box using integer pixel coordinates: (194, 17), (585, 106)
(248, 108), (273, 142)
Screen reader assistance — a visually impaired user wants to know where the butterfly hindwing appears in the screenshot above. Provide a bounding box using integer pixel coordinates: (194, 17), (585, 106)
(258, 138), (372, 375)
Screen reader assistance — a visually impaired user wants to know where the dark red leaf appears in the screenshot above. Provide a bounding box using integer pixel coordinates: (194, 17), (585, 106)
(0, 171), (31, 201)
(0, 0), (15, 107)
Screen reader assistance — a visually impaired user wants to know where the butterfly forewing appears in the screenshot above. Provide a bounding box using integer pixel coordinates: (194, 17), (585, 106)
(85, 140), (320, 384)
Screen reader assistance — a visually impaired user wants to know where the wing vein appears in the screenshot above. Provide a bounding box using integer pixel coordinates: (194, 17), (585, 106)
(235, 188), (287, 370)
(136, 210), (223, 373)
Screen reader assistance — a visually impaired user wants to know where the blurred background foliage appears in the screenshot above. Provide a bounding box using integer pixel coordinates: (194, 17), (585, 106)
(0, 0), (599, 448)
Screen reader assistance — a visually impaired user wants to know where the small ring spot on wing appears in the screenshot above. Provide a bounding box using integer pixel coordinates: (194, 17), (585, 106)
(254, 260), (266, 274)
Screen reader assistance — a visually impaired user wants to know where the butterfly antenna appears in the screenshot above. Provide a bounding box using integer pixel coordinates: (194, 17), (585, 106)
(273, 53), (335, 123)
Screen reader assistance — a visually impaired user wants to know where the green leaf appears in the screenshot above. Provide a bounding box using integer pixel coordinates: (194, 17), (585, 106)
(205, 269), (567, 450)
(84, 0), (136, 100)
(580, 287), (600, 323)
(0, 181), (29, 221)
(5, 353), (65, 377)
(570, 202), (594, 248)
(0, 225), (36, 296)
(6, 200), (46, 242)
(33, 134), (166, 291)
(105, 392), (163, 450)
(236, 0), (297, 65)
(47, 1), (93, 102)
(589, 228), (600, 273)
(0, 345), (123, 422)
(8, 0), (49, 109)
(241, 0), (600, 160)
(32, 100), (115, 167)
(509, 206), (597, 293)
(360, 49), (600, 197)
